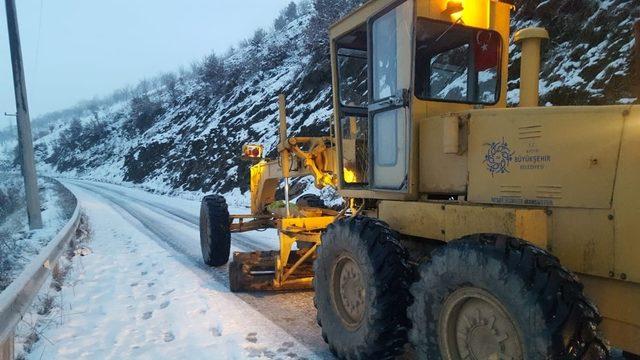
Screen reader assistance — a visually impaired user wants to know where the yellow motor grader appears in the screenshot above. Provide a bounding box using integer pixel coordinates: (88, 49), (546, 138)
(199, 0), (640, 358)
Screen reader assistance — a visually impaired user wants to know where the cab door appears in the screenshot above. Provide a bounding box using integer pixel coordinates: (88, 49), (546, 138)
(368, 0), (414, 191)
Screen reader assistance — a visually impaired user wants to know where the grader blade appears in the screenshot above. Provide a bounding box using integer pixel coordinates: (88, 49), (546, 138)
(228, 250), (314, 292)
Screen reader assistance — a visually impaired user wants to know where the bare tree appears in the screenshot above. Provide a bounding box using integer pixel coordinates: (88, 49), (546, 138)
(160, 72), (180, 105)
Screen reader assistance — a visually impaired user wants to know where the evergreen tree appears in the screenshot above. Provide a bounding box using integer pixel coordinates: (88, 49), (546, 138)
(284, 2), (298, 21)
(274, 14), (287, 31)
(199, 52), (225, 93)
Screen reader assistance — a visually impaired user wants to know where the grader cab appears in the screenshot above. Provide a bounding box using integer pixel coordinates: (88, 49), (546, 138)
(200, 0), (640, 358)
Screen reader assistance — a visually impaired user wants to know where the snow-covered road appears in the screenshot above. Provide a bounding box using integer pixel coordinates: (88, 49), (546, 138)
(28, 180), (331, 359)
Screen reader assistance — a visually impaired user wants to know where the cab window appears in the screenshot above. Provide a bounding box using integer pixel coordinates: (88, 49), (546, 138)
(336, 25), (368, 108)
(414, 18), (502, 104)
(335, 24), (369, 186)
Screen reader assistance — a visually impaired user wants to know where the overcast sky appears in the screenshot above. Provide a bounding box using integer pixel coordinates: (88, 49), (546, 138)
(0, 0), (293, 130)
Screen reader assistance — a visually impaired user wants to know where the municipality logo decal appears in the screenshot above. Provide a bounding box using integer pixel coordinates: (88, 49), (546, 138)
(484, 139), (514, 175)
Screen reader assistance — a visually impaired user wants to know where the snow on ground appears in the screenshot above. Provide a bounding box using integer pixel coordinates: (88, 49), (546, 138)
(19, 180), (327, 359)
(0, 175), (76, 291)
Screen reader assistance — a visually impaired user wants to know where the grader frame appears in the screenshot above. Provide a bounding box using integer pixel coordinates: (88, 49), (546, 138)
(226, 94), (338, 291)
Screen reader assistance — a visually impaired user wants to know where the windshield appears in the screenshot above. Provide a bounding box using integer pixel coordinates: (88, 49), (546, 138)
(414, 18), (502, 105)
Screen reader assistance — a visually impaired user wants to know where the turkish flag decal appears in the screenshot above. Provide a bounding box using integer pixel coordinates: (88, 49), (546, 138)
(474, 30), (500, 71)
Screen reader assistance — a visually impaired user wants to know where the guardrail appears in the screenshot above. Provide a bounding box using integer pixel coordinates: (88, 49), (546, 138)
(0, 201), (80, 360)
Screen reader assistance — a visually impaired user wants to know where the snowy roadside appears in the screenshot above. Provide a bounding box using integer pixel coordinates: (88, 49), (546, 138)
(0, 175), (77, 292)
(18, 181), (319, 360)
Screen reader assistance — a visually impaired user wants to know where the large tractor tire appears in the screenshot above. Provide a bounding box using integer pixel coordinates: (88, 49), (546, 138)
(199, 195), (231, 267)
(408, 233), (608, 360)
(313, 216), (411, 359)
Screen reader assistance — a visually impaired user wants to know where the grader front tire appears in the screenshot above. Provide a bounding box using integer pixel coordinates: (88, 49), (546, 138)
(408, 234), (609, 360)
(199, 195), (231, 267)
(313, 216), (411, 359)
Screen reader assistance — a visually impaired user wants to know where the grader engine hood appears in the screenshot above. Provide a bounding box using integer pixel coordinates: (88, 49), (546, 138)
(465, 105), (638, 209)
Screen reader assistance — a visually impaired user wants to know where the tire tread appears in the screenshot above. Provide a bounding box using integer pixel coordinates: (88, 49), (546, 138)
(408, 233), (608, 359)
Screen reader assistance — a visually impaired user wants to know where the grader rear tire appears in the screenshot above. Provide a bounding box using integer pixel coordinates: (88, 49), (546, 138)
(199, 195), (231, 267)
(408, 234), (608, 360)
(313, 216), (411, 359)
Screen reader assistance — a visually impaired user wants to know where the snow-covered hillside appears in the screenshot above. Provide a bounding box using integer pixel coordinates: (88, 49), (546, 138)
(510, 0), (639, 105)
(4, 0), (638, 198)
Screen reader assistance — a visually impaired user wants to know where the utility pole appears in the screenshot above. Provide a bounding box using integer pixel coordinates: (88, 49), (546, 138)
(5, 0), (43, 229)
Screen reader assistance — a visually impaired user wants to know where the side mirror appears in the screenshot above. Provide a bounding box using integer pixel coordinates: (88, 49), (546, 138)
(242, 144), (265, 162)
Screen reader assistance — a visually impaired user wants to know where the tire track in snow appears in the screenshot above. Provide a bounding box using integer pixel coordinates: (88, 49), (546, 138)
(65, 180), (332, 359)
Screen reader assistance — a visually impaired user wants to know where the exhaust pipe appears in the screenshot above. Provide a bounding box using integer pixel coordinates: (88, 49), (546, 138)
(514, 27), (549, 107)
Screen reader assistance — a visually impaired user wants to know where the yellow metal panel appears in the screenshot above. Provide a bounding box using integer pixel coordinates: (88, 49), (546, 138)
(419, 114), (468, 194)
(600, 319), (640, 356)
(281, 216), (335, 232)
(514, 209), (548, 249)
(379, 201), (548, 248)
(581, 274), (640, 354)
(550, 209), (614, 279)
(444, 205), (548, 249)
(379, 201), (444, 240)
(444, 204), (514, 240)
(468, 106), (626, 209)
(612, 107), (640, 283)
